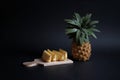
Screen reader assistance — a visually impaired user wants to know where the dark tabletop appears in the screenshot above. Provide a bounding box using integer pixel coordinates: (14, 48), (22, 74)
(1, 0), (120, 80)
(1, 49), (120, 80)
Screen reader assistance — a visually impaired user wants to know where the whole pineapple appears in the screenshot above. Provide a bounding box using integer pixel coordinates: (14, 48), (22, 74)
(65, 12), (100, 61)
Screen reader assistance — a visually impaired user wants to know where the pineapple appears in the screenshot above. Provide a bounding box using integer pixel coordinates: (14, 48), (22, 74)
(65, 12), (100, 61)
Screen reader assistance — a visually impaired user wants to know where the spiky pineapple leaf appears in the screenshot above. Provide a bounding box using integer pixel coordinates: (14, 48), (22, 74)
(86, 13), (92, 19)
(65, 28), (77, 35)
(82, 14), (92, 21)
(90, 21), (99, 25)
(91, 32), (97, 39)
(65, 13), (82, 27)
(64, 12), (100, 44)
(79, 32), (85, 45)
(74, 12), (82, 26)
(82, 16), (85, 22)
(81, 14), (92, 28)
(89, 27), (100, 32)
(65, 19), (80, 27)
(82, 28), (87, 34)
(85, 34), (89, 42)
(64, 19), (76, 25)
(76, 30), (80, 43)
(85, 29), (97, 39)
(85, 14), (92, 24)
(92, 28), (100, 32)
(81, 16), (86, 27)
(91, 25), (96, 27)
(82, 29), (89, 42)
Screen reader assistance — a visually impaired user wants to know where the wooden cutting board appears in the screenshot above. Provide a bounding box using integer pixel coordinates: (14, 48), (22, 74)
(23, 58), (73, 67)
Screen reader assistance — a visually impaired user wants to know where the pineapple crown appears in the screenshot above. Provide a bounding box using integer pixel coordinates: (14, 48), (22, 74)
(65, 12), (100, 45)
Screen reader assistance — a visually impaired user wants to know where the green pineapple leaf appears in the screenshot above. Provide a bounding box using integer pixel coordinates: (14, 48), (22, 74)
(65, 19), (80, 27)
(74, 12), (82, 26)
(90, 21), (99, 25)
(85, 14), (92, 25)
(64, 12), (100, 44)
(86, 13), (92, 19)
(82, 29), (89, 42)
(79, 32), (85, 45)
(91, 32), (97, 39)
(65, 28), (77, 35)
(91, 25), (96, 27)
(89, 27), (100, 32)
(64, 19), (76, 25)
(92, 28), (100, 32)
(76, 30), (80, 43)
(85, 34), (89, 42)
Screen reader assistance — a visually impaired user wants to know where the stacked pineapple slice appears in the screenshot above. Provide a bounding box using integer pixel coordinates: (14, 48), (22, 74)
(42, 49), (67, 62)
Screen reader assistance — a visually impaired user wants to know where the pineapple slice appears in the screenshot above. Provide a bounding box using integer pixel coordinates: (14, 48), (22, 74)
(47, 49), (57, 61)
(59, 49), (67, 60)
(42, 50), (52, 62)
(52, 50), (65, 61)
(42, 49), (68, 62)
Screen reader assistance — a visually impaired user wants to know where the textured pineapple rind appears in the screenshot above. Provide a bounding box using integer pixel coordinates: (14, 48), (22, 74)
(72, 42), (91, 61)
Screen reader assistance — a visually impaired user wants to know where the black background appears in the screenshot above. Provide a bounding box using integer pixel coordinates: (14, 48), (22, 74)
(1, 0), (120, 56)
(1, 0), (120, 80)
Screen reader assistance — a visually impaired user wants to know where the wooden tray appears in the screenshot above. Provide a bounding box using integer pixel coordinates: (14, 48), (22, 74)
(23, 58), (73, 67)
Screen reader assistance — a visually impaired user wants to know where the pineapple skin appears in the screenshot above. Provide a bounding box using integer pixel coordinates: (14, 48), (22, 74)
(72, 42), (91, 61)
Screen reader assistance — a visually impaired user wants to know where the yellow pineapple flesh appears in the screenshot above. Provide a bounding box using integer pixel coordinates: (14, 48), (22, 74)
(72, 42), (91, 61)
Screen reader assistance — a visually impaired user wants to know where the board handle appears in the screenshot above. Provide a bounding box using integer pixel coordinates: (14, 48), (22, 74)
(23, 60), (38, 67)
